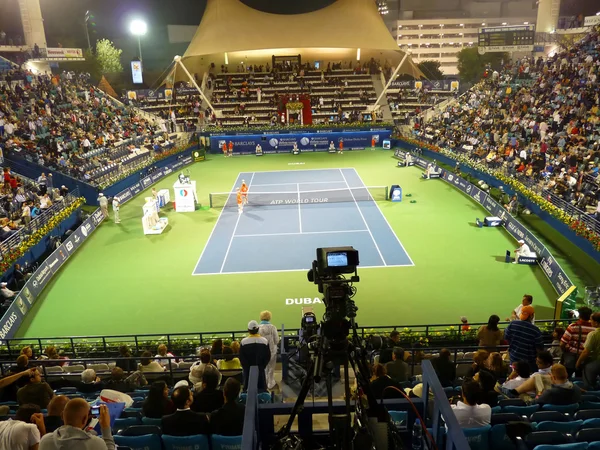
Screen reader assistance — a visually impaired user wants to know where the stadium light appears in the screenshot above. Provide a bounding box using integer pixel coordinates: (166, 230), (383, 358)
(502, 22), (507, 25)
(524, 21), (529, 25)
(481, 23), (485, 26)
(224, 52), (229, 65)
(129, 19), (147, 62)
(356, 48), (361, 61)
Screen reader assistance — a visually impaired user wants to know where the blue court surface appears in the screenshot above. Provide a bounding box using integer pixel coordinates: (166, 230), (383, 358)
(192, 168), (414, 275)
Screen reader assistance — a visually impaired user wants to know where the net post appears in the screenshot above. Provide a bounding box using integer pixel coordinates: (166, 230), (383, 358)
(209, 193), (213, 208)
(385, 186), (389, 200)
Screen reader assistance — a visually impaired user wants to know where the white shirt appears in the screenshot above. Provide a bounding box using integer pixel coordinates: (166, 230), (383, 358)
(451, 402), (491, 428)
(0, 420), (40, 450)
(516, 243), (533, 257)
(112, 199), (120, 210)
(514, 304), (536, 324)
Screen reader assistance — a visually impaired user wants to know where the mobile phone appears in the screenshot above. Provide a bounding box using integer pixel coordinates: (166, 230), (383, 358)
(91, 406), (100, 417)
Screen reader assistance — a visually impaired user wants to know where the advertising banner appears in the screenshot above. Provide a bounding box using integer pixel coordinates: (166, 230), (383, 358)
(389, 79), (459, 91)
(131, 61), (143, 84)
(210, 130), (392, 154)
(45, 48), (84, 60)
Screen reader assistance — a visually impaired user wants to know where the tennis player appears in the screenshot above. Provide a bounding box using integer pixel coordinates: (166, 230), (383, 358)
(221, 142), (227, 157)
(240, 180), (249, 205)
(228, 141), (234, 157)
(237, 188), (244, 214)
(338, 139), (344, 154)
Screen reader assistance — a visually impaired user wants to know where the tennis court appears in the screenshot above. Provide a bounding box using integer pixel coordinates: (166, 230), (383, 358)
(192, 168), (414, 275)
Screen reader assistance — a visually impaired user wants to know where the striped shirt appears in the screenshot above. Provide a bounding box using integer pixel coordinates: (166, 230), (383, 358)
(561, 320), (595, 354)
(504, 320), (543, 366)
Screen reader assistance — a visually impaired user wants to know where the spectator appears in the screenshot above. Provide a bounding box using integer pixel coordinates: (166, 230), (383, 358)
(211, 339), (224, 364)
(484, 352), (509, 379)
(217, 346), (242, 370)
(504, 305), (543, 370)
(155, 344), (175, 367)
(509, 295), (534, 323)
(369, 364), (403, 399)
(536, 364), (581, 405)
(231, 340), (241, 355)
(189, 349), (221, 390)
(385, 347), (409, 383)
(477, 315), (504, 351)
(467, 350), (489, 378)
(39, 401), (113, 450)
(76, 369), (104, 394)
(431, 349), (456, 387)
(550, 327), (565, 359)
(210, 378), (245, 436)
(0, 281), (17, 300)
(161, 386), (210, 436)
(0, 403), (45, 450)
(192, 365), (224, 413)
(103, 367), (147, 392)
(139, 351), (165, 373)
(43, 346), (68, 367)
(258, 310), (280, 390)
(17, 370), (54, 409)
(142, 381), (175, 418)
(576, 312), (600, 389)
(379, 331), (400, 364)
(474, 370), (498, 407)
(451, 379), (491, 428)
(240, 320), (271, 391)
(501, 360), (532, 392)
(44, 395), (69, 433)
(115, 345), (136, 373)
(504, 350), (554, 398)
(560, 306), (594, 375)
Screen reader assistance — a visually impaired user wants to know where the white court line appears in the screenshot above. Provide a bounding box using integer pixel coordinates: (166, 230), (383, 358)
(191, 172), (245, 275)
(297, 183), (302, 233)
(339, 168), (387, 266)
(219, 172), (255, 273)
(193, 263), (414, 276)
(234, 230), (369, 238)
(251, 181), (344, 187)
(241, 167), (357, 174)
(351, 168), (415, 266)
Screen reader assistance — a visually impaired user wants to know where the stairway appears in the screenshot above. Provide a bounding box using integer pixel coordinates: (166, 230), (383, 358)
(370, 74), (394, 122)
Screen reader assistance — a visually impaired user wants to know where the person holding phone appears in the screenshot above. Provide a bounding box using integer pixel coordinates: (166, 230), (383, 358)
(39, 400), (114, 449)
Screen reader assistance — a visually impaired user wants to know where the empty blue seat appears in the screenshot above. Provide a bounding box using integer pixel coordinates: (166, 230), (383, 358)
(490, 424), (518, 450)
(505, 405), (540, 416)
(141, 417), (162, 426)
(532, 444), (588, 450)
(580, 401), (600, 410)
(576, 410), (600, 421)
(114, 434), (162, 450)
(113, 417), (142, 432)
(211, 435), (242, 450)
(576, 428), (600, 443)
(531, 411), (569, 423)
(542, 404), (579, 415)
(162, 434), (210, 450)
(535, 420), (583, 434)
(463, 425), (491, 450)
(589, 442), (600, 450)
(581, 418), (600, 430)
(525, 431), (570, 449)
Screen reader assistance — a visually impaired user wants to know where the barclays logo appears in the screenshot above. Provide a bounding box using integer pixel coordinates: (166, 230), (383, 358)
(466, 185), (472, 193)
(300, 137), (310, 146)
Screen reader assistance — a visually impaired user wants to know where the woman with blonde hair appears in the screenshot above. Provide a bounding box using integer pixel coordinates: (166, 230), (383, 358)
(258, 310), (279, 390)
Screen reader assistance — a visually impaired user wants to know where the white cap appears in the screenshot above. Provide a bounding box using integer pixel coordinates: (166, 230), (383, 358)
(248, 320), (259, 331)
(518, 239), (525, 244)
(0, 282), (6, 287)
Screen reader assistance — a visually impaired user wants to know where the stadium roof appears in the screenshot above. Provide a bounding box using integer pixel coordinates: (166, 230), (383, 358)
(177, 0), (424, 78)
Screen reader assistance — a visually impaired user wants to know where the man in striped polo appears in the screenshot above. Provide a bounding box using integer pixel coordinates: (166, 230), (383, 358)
(504, 305), (544, 372)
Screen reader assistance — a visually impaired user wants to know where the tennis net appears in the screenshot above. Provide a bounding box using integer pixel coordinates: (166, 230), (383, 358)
(209, 186), (389, 208)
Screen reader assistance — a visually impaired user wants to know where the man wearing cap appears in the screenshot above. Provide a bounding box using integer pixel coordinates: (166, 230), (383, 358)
(239, 320), (271, 391)
(513, 239), (533, 264)
(509, 294), (535, 324)
(111, 196), (120, 224)
(0, 282), (17, 300)
(97, 194), (108, 219)
(504, 305), (543, 371)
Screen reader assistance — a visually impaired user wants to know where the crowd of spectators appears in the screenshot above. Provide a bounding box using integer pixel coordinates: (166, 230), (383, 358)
(413, 26), (600, 218)
(0, 67), (176, 186)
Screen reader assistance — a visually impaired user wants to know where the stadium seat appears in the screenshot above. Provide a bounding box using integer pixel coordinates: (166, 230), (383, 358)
(114, 434), (162, 450)
(581, 418), (600, 430)
(492, 406), (502, 414)
(576, 428), (600, 442)
(581, 395), (600, 403)
(491, 413), (523, 425)
(535, 420), (583, 434)
(577, 410), (600, 421)
(462, 425), (491, 450)
(580, 401), (600, 410)
(141, 417), (163, 426)
(120, 425), (162, 436)
(589, 443), (600, 450)
(211, 434), (243, 450)
(531, 411), (570, 423)
(121, 409), (142, 419)
(524, 431), (570, 449)
(162, 434), (210, 450)
(113, 417), (142, 432)
(505, 405), (540, 416)
(500, 399), (527, 408)
(542, 404), (579, 415)
(532, 445), (589, 450)
(490, 424), (518, 450)
(62, 365), (85, 373)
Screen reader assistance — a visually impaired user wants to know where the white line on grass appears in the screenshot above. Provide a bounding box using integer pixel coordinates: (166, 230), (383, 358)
(234, 230), (369, 238)
(339, 168), (387, 266)
(192, 263), (414, 276)
(297, 183), (302, 233)
(351, 168), (415, 266)
(250, 181), (344, 187)
(219, 172), (255, 273)
(191, 172), (244, 275)
(241, 167), (356, 174)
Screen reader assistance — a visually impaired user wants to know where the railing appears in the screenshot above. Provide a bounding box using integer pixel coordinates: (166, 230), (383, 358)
(542, 188), (600, 234)
(0, 188), (80, 258)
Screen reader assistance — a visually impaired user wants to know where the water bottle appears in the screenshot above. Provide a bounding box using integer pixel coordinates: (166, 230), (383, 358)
(412, 418), (423, 450)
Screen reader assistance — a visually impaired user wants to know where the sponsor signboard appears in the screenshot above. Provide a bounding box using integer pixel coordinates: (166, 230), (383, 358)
(584, 15), (600, 27)
(45, 47), (84, 60)
(389, 79), (459, 91)
(131, 61), (143, 84)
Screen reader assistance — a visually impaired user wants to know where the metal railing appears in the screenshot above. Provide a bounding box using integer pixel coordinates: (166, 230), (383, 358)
(542, 188), (600, 234)
(0, 188), (80, 258)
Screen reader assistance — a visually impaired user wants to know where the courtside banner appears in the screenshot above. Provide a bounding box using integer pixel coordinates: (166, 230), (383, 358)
(0, 212), (103, 341)
(439, 171), (575, 296)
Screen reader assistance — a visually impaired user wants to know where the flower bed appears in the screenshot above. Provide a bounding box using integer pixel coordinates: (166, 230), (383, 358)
(203, 122), (394, 134)
(399, 136), (600, 252)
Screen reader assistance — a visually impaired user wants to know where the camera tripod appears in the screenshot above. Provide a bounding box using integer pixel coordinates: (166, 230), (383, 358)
(274, 314), (389, 450)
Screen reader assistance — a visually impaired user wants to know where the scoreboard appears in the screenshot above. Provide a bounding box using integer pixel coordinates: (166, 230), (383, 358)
(478, 25), (535, 52)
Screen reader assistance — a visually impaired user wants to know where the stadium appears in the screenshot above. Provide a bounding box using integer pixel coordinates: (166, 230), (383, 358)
(0, 0), (600, 448)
